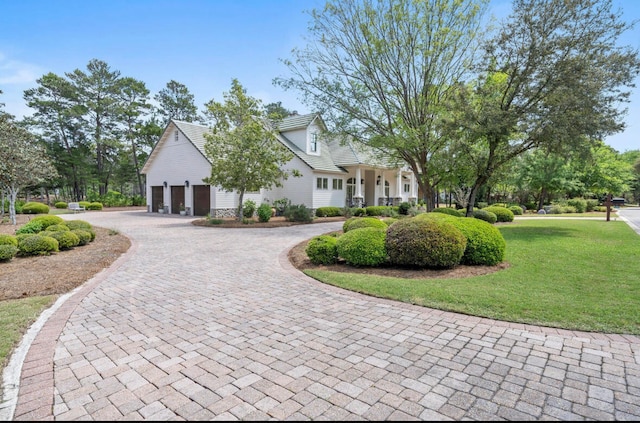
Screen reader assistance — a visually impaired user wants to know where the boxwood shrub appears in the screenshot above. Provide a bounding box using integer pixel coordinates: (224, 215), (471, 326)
(54, 201), (68, 209)
(43, 230), (80, 250)
(64, 220), (92, 230)
(483, 206), (514, 222)
(257, 203), (273, 222)
(45, 224), (70, 232)
(0, 234), (18, 247)
(508, 205), (523, 215)
(386, 217), (466, 269)
(21, 202), (50, 214)
(87, 202), (103, 210)
(336, 227), (387, 267)
(71, 229), (93, 246)
(381, 217), (398, 226)
(0, 245), (19, 262)
(305, 235), (339, 265)
(18, 234), (59, 256)
(431, 207), (464, 217)
(284, 204), (313, 222)
(315, 206), (342, 217)
(30, 215), (64, 229)
(473, 209), (497, 224)
(365, 206), (392, 216)
(567, 198), (587, 213)
(447, 217), (505, 266)
(15, 221), (45, 235)
(79, 201), (91, 209)
(343, 217), (388, 233)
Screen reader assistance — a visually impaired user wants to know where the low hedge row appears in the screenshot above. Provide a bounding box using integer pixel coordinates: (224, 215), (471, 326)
(307, 214), (507, 269)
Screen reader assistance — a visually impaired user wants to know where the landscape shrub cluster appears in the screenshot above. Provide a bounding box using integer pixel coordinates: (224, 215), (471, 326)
(307, 211), (507, 270)
(0, 218), (96, 261)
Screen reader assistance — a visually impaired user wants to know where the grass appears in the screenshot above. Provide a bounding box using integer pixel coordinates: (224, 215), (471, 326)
(304, 219), (640, 334)
(0, 296), (57, 370)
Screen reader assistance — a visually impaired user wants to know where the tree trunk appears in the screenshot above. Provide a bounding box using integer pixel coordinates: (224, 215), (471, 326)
(537, 187), (547, 210)
(236, 190), (245, 221)
(8, 185), (18, 225)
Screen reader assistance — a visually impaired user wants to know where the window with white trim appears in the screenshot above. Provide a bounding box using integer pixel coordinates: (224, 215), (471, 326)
(310, 133), (318, 153)
(332, 178), (343, 190)
(404, 183), (410, 193)
(316, 177), (328, 190)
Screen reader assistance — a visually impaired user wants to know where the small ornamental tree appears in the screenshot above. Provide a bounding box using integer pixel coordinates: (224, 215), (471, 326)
(0, 115), (58, 225)
(203, 79), (297, 220)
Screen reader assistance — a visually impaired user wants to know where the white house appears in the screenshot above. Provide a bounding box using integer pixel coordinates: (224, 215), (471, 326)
(141, 113), (418, 216)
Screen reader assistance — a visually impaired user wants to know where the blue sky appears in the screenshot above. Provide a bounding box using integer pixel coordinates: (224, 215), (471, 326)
(1, 0), (638, 153)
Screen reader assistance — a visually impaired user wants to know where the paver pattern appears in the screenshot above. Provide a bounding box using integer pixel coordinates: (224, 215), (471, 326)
(7, 210), (640, 420)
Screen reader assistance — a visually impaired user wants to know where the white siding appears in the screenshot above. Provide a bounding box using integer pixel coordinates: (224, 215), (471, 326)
(145, 124), (212, 211)
(280, 127), (307, 152)
(264, 156), (313, 207)
(312, 172), (347, 208)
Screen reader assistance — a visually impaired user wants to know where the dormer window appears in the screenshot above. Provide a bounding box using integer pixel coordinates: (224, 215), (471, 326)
(310, 133), (318, 153)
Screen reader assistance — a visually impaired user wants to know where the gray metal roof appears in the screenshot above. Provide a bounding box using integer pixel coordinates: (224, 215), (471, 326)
(144, 116), (390, 174)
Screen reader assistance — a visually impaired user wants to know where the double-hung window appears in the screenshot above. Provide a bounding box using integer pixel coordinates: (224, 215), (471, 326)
(310, 133), (318, 153)
(316, 177), (328, 190)
(332, 178), (343, 190)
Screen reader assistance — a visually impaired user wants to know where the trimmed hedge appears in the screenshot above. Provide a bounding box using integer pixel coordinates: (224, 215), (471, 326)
(44, 230), (80, 250)
(431, 207), (464, 217)
(21, 202), (50, 214)
(508, 205), (523, 216)
(483, 206), (514, 222)
(306, 235), (339, 265)
(79, 201), (91, 209)
(0, 234), (18, 247)
(365, 206), (393, 216)
(18, 234), (59, 256)
(336, 227), (387, 267)
(54, 201), (68, 209)
(45, 224), (70, 232)
(30, 215), (64, 229)
(381, 217), (398, 226)
(447, 217), (506, 265)
(315, 207), (342, 217)
(473, 209), (497, 224)
(284, 204), (313, 222)
(71, 229), (93, 246)
(343, 217), (388, 233)
(386, 217), (466, 269)
(64, 220), (92, 230)
(87, 202), (103, 210)
(0, 245), (19, 262)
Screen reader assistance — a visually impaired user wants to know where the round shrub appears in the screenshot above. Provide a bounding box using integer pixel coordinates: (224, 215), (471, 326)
(18, 235), (59, 256)
(15, 221), (45, 235)
(585, 199), (598, 212)
(284, 204), (313, 222)
(87, 202), (103, 210)
(386, 217), (466, 269)
(562, 205), (576, 214)
(315, 207), (342, 217)
(351, 208), (366, 217)
(0, 245), (19, 262)
(431, 207), (464, 217)
(54, 201), (68, 209)
(45, 230), (80, 250)
(79, 201), (91, 209)
(549, 205), (563, 214)
(15, 233), (35, 243)
(508, 205), (523, 215)
(447, 217), (506, 266)
(45, 224), (70, 232)
(306, 235), (339, 265)
(398, 202), (411, 215)
(257, 203), (273, 222)
(381, 217), (398, 226)
(0, 234), (18, 247)
(473, 209), (497, 224)
(336, 227), (387, 267)
(343, 217), (388, 233)
(483, 206), (514, 222)
(65, 220), (92, 230)
(21, 202), (50, 214)
(567, 198), (587, 213)
(71, 229), (93, 246)
(30, 215), (64, 229)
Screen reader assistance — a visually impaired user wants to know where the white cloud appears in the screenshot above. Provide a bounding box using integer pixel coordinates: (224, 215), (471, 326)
(0, 53), (42, 85)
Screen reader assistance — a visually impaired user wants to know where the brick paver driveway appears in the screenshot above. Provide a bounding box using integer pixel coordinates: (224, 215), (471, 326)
(5, 210), (640, 420)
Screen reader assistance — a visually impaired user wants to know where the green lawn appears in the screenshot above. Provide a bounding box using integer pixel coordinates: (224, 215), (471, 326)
(0, 296), (57, 370)
(305, 219), (640, 334)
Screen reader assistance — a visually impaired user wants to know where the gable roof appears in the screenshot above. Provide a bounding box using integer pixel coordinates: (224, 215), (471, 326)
(142, 114), (392, 174)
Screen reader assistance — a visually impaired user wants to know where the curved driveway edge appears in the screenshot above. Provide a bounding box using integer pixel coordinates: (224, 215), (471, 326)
(5, 211), (640, 420)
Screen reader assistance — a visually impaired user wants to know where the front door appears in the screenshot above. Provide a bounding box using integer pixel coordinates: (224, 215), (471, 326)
(171, 185), (185, 214)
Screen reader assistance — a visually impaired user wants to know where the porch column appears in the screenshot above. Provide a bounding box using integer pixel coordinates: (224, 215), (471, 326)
(394, 171), (403, 206)
(354, 167), (364, 208)
(379, 172), (386, 205)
